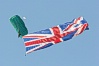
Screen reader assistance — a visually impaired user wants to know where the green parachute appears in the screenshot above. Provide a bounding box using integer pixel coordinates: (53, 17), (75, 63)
(10, 15), (28, 38)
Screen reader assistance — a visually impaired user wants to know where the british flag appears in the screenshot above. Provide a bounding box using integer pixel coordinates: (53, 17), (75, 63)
(22, 17), (89, 54)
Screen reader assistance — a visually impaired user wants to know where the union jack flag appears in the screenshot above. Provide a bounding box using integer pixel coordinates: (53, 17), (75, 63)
(22, 17), (89, 54)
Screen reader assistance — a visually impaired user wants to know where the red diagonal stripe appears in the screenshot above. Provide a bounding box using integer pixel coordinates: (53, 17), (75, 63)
(64, 17), (81, 31)
(79, 23), (88, 34)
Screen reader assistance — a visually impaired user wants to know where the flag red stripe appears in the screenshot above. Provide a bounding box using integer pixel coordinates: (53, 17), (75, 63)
(79, 23), (88, 34)
(51, 26), (62, 43)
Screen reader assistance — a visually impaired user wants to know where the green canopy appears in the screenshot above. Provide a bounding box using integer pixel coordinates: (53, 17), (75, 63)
(10, 15), (28, 38)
